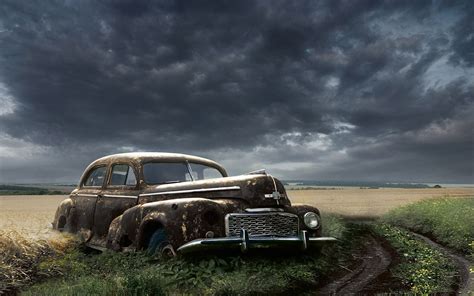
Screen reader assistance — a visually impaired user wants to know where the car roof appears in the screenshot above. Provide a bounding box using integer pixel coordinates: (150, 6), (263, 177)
(84, 152), (227, 176)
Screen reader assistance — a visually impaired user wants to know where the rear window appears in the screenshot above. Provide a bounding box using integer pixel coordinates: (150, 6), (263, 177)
(143, 162), (192, 185)
(189, 163), (223, 180)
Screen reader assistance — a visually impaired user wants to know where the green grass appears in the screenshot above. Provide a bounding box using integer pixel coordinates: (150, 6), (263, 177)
(16, 214), (349, 295)
(373, 224), (457, 294)
(383, 197), (474, 256)
(26, 251), (330, 295)
(374, 197), (473, 294)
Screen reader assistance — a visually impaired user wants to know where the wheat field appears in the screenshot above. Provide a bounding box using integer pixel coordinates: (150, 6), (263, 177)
(289, 187), (474, 218)
(1, 187), (473, 237)
(0, 195), (66, 238)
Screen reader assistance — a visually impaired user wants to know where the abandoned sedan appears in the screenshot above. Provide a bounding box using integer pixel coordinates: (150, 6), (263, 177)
(53, 152), (336, 255)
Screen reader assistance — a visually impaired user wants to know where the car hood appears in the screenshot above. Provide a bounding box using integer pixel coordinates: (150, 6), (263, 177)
(138, 174), (291, 208)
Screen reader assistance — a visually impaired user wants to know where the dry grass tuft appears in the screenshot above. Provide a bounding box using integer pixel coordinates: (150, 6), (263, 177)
(0, 230), (77, 294)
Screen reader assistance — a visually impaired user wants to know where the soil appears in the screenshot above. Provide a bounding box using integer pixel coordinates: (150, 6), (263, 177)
(316, 228), (473, 295)
(318, 234), (395, 295)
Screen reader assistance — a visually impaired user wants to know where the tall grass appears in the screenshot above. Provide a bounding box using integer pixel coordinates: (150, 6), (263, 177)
(383, 197), (474, 255)
(0, 230), (77, 294)
(26, 252), (336, 295)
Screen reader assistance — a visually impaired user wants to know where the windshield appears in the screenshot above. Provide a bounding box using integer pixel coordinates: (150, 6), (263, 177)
(143, 162), (224, 185)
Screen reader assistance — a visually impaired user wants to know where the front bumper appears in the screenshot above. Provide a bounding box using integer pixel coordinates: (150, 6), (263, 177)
(177, 229), (337, 254)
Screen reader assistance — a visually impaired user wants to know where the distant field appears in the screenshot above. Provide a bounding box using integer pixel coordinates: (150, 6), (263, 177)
(288, 187), (474, 218)
(1, 187), (473, 237)
(0, 195), (66, 238)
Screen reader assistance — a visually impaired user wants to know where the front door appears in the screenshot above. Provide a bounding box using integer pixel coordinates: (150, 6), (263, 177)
(91, 163), (139, 245)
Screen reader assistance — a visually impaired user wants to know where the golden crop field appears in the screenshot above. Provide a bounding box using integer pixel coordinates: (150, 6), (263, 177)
(1, 187), (473, 237)
(0, 195), (66, 238)
(289, 187), (474, 218)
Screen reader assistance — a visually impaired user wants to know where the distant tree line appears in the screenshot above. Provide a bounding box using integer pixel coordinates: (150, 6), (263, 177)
(0, 185), (66, 195)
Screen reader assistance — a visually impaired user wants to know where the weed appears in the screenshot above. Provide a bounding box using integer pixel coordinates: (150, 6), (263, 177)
(373, 224), (457, 294)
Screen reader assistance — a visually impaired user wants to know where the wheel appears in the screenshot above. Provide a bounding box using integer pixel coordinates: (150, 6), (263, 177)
(147, 228), (176, 258)
(57, 216), (67, 232)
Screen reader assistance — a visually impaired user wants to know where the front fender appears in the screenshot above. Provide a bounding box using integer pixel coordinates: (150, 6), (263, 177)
(107, 198), (237, 251)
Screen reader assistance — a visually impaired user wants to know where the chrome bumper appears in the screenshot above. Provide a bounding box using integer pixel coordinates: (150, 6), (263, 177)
(177, 229), (338, 254)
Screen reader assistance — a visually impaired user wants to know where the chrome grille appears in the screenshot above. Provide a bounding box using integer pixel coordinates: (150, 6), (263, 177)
(226, 213), (299, 237)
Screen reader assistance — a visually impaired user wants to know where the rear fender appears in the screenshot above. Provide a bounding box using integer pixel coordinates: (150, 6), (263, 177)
(53, 198), (75, 232)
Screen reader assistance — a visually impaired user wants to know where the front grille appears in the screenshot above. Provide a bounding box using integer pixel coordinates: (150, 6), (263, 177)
(226, 213), (299, 237)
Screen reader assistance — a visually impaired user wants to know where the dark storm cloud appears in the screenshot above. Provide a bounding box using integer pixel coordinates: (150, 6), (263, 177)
(0, 0), (472, 183)
(449, 2), (474, 67)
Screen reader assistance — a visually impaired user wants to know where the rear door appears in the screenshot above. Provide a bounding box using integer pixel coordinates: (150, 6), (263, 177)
(73, 165), (107, 241)
(91, 163), (139, 243)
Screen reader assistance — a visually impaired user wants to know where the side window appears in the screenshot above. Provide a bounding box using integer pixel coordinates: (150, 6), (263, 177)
(126, 166), (137, 186)
(110, 164), (137, 186)
(84, 166), (107, 187)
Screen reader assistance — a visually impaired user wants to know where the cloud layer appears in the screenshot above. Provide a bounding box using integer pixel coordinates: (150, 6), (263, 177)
(0, 0), (473, 183)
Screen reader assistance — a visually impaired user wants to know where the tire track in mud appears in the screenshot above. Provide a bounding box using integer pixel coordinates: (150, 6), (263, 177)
(318, 235), (392, 295)
(410, 232), (473, 295)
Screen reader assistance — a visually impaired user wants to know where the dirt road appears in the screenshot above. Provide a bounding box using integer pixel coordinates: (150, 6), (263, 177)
(319, 234), (393, 295)
(317, 229), (472, 295)
(411, 232), (473, 295)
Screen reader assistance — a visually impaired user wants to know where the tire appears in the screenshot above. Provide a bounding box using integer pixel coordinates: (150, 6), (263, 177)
(147, 228), (176, 257)
(57, 216), (67, 232)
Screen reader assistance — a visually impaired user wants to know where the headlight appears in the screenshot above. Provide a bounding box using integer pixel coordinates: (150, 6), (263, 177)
(304, 212), (320, 229)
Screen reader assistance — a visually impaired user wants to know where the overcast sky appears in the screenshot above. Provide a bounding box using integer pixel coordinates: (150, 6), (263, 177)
(0, 0), (473, 184)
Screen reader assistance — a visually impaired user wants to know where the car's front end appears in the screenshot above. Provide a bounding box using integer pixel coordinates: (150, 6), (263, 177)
(136, 169), (336, 254)
(177, 206), (337, 253)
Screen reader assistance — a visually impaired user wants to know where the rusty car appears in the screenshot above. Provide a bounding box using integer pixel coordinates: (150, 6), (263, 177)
(53, 152), (336, 256)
